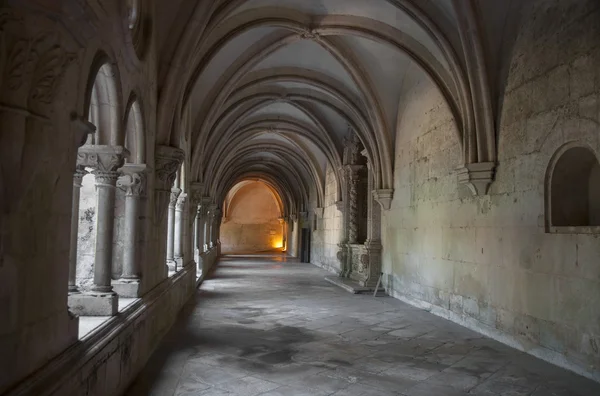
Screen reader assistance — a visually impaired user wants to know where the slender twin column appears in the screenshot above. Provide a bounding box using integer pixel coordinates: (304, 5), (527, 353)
(166, 187), (181, 271)
(174, 193), (187, 266)
(112, 164), (147, 296)
(154, 145), (185, 277)
(68, 168), (87, 293)
(68, 145), (125, 316)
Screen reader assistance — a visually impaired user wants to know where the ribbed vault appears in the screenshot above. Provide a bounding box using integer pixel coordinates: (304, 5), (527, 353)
(155, 0), (525, 210)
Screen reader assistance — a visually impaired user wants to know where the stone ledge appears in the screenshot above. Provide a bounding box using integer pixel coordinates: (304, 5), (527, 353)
(5, 267), (195, 396)
(68, 292), (118, 316)
(112, 279), (141, 298)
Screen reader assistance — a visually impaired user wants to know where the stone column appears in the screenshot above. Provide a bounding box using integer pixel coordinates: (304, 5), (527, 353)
(113, 164), (146, 297)
(166, 187), (181, 271)
(174, 193), (187, 268)
(154, 146), (185, 277)
(69, 145), (125, 316)
(68, 167), (87, 293)
(208, 204), (218, 248)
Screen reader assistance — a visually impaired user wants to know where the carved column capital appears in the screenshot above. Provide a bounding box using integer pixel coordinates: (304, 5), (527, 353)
(73, 167), (87, 187)
(117, 164), (147, 196)
(77, 145), (126, 172)
(155, 145), (185, 192)
(335, 200), (344, 212)
(189, 182), (203, 206)
(373, 189), (394, 211)
(313, 207), (324, 218)
(169, 188), (182, 207)
(176, 193), (187, 211)
(456, 162), (496, 196)
(92, 170), (120, 186)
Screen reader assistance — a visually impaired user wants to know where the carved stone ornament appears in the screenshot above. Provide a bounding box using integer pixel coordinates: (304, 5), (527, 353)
(77, 145), (126, 172)
(71, 113), (96, 148)
(335, 200), (344, 212)
(155, 145), (185, 191)
(456, 162), (495, 196)
(0, 12), (77, 117)
(175, 193), (187, 211)
(313, 207), (324, 218)
(169, 187), (182, 207)
(373, 189), (394, 211)
(359, 253), (369, 272)
(117, 163), (147, 196)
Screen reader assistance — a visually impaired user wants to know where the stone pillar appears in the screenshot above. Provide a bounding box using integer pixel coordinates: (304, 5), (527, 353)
(166, 187), (181, 271)
(174, 193), (187, 267)
(113, 164), (146, 297)
(68, 168), (87, 293)
(68, 145), (125, 316)
(208, 204), (218, 248)
(154, 146), (185, 278)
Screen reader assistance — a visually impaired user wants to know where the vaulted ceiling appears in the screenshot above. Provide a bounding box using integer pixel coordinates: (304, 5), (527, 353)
(155, 0), (524, 215)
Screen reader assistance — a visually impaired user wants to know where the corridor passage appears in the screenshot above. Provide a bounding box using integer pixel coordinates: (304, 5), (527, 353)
(127, 257), (600, 396)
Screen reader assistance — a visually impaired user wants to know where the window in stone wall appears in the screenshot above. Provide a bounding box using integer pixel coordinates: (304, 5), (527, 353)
(546, 144), (600, 233)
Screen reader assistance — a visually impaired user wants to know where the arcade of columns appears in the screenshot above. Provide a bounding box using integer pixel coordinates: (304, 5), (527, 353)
(67, 144), (223, 316)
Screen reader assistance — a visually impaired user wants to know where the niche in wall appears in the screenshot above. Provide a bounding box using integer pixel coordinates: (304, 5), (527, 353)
(546, 143), (600, 233)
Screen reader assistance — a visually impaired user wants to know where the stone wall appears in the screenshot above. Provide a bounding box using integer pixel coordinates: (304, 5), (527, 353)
(382, 0), (600, 381)
(220, 181), (283, 253)
(311, 164), (342, 274)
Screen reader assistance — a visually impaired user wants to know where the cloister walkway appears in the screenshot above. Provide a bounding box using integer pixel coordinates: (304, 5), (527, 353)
(127, 256), (600, 396)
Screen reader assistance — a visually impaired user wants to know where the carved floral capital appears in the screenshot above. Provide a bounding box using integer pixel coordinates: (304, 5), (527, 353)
(117, 164), (147, 196)
(155, 145), (185, 192)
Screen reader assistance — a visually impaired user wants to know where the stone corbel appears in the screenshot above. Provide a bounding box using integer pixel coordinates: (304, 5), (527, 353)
(313, 207), (324, 218)
(117, 164), (147, 196)
(154, 145), (185, 224)
(71, 113), (96, 147)
(335, 200), (344, 212)
(456, 162), (495, 196)
(373, 189), (394, 211)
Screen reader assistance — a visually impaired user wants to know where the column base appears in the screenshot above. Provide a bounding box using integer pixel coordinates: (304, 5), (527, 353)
(68, 292), (118, 316)
(167, 259), (177, 272)
(112, 278), (141, 298)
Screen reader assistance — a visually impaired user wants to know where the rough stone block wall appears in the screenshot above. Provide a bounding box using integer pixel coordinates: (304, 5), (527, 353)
(382, 0), (600, 380)
(311, 164), (342, 273)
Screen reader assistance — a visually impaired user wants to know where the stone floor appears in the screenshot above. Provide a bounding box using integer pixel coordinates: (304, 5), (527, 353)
(127, 255), (600, 396)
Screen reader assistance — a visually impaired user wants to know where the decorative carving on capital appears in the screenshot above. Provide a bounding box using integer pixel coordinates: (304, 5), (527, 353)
(335, 200), (344, 212)
(457, 162), (496, 196)
(155, 145), (185, 191)
(169, 188), (182, 207)
(73, 167), (87, 187)
(92, 170), (120, 186)
(117, 164), (147, 196)
(77, 145), (126, 172)
(373, 189), (394, 211)
(189, 182), (203, 206)
(176, 193), (187, 211)
(289, 213), (297, 222)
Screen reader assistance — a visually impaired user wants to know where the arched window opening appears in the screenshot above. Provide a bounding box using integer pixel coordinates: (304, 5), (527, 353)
(546, 145), (600, 233)
(68, 60), (126, 335)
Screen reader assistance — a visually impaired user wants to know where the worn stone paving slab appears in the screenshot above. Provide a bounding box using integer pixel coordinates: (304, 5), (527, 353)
(127, 255), (600, 396)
